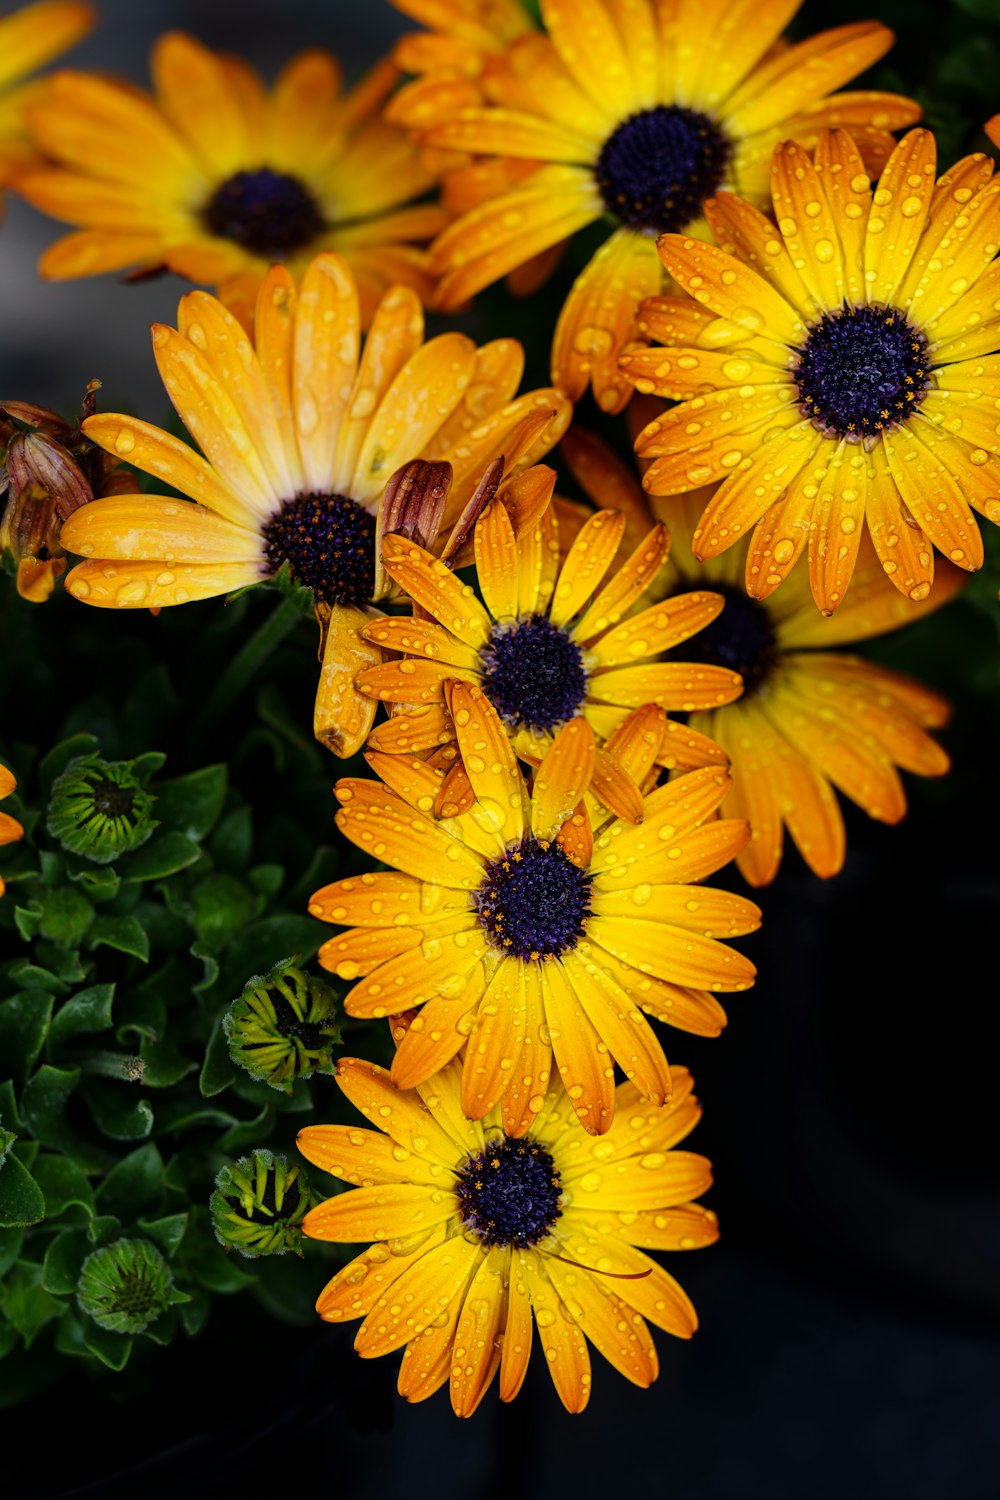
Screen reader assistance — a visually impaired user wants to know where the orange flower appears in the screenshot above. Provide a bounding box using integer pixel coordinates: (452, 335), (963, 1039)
(0, 1), (92, 203)
(0, 762), (24, 898)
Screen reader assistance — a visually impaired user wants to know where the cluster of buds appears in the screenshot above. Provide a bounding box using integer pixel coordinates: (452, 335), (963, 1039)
(0, 381), (133, 602)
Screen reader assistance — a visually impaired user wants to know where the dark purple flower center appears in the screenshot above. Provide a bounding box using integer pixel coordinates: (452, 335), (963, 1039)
(261, 494), (375, 606)
(794, 303), (930, 439)
(475, 835), (592, 962)
(455, 1137), (562, 1248)
(480, 616), (588, 734)
(203, 168), (325, 256)
(596, 104), (732, 233)
(674, 582), (777, 696)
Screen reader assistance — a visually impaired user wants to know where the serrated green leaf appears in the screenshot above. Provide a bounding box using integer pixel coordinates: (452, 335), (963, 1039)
(199, 1015), (239, 1097)
(81, 1317), (132, 1370)
(47, 982), (115, 1049)
(0, 1226), (25, 1278)
(0, 1261), (65, 1348)
(41, 1228), (91, 1295)
(21, 1064), (81, 1151)
(0, 989), (53, 1088)
(0, 1155), (45, 1226)
(152, 765), (227, 841)
(117, 832), (202, 883)
(96, 1144), (163, 1208)
(38, 734), (98, 799)
(81, 1078), (153, 1141)
(137, 1212), (188, 1258)
(85, 914), (150, 962)
(31, 1155), (94, 1219)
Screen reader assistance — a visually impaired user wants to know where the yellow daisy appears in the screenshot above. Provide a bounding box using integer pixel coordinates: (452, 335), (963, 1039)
(299, 1043), (718, 1415)
(0, 762), (24, 898)
(388, 0), (536, 131)
(417, 0), (918, 411)
(562, 406), (962, 886)
(0, 1), (92, 205)
(59, 253), (571, 757)
(628, 127), (1000, 611)
(354, 492), (743, 806)
(311, 681), (757, 1135)
(14, 30), (448, 326)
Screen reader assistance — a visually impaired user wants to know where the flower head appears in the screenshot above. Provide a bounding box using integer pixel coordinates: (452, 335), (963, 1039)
(311, 684), (757, 1136)
(562, 406), (961, 885)
(225, 958), (341, 1092)
(59, 253), (570, 757)
(414, 0), (918, 410)
(0, 1), (93, 205)
(46, 752), (157, 864)
(627, 128), (1000, 610)
(298, 1043), (718, 1415)
(211, 1150), (317, 1257)
(356, 493), (743, 796)
(15, 31), (447, 325)
(76, 1237), (177, 1334)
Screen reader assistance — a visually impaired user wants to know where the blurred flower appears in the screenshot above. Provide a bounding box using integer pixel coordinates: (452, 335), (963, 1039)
(77, 1238), (178, 1335)
(1, 383), (131, 601)
(312, 683), (756, 1136)
(299, 1044), (718, 1415)
(563, 406), (962, 885)
(211, 1150), (316, 1258)
(388, 0), (536, 131)
(627, 128), (1000, 610)
(15, 31), (448, 326)
(225, 958), (340, 1093)
(356, 492), (741, 795)
(0, 1), (93, 207)
(415, 0), (917, 410)
(60, 253), (570, 757)
(47, 751), (157, 864)
(0, 762), (23, 898)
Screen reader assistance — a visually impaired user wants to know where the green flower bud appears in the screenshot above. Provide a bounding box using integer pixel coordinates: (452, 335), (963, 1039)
(77, 1238), (175, 1334)
(210, 1150), (315, 1258)
(224, 959), (340, 1092)
(47, 753), (156, 864)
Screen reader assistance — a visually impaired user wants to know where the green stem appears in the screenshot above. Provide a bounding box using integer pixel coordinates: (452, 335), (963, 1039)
(193, 596), (305, 744)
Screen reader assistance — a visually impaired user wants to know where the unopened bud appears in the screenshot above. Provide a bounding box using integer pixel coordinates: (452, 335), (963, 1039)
(224, 959), (340, 1092)
(47, 753), (156, 865)
(210, 1150), (316, 1258)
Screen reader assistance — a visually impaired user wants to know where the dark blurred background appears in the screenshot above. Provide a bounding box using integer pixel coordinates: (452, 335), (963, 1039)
(2, 1), (1000, 1496)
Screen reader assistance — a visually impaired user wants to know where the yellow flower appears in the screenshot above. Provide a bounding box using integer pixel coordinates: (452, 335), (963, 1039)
(298, 1042), (718, 1415)
(416, 0), (917, 411)
(562, 406), (962, 886)
(0, 762), (24, 898)
(355, 493), (743, 808)
(15, 31), (448, 325)
(59, 253), (570, 757)
(0, 1), (92, 203)
(311, 682), (757, 1135)
(627, 128), (1000, 611)
(388, 0), (536, 130)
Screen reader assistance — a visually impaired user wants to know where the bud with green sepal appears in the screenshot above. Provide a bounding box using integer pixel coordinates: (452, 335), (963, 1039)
(224, 958), (340, 1092)
(47, 752), (157, 865)
(210, 1150), (316, 1258)
(76, 1237), (187, 1335)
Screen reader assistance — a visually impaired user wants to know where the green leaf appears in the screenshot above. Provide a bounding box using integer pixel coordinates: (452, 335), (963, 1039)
(191, 872), (258, 949)
(177, 1285), (210, 1337)
(21, 1064), (81, 1151)
(0, 1155), (45, 1226)
(139, 1033), (195, 1088)
(208, 805), (253, 872)
(114, 959), (176, 1045)
(199, 1015), (239, 1097)
(47, 981), (115, 1049)
(248, 863), (284, 897)
(130, 750), (168, 785)
(0, 1081), (20, 1132)
(36, 942), (90, 986)
(0, 1226), (25, 1278)
(218, 1102), (275, 1153)
(38, 734), (98, 799)
(152, 765), (227, 841)
(5, 957), (70, 995)
(81, 1078), (153, 1141)
(81, 1317), (132, 1370)
(87, 1214), (121, 1245)
(31, 1155), (94, 1219)
(190, 940), (221, 995)
(117, 832), (202, 883)
(137, 1212), (188, 1258)
(85, 914), (150, 962)
(214, 914), (325, 998)
(65, 861), (121, 900)
(13, 902), (42, 941)
(179, 1206), (256, 1294)
(37, 887), (94, 947)
(0, 989), (53, 1088)
(97, 1144), (164, 1209)
(41, 1228), (91, 1295)
(0, 1261), (65, 1348)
